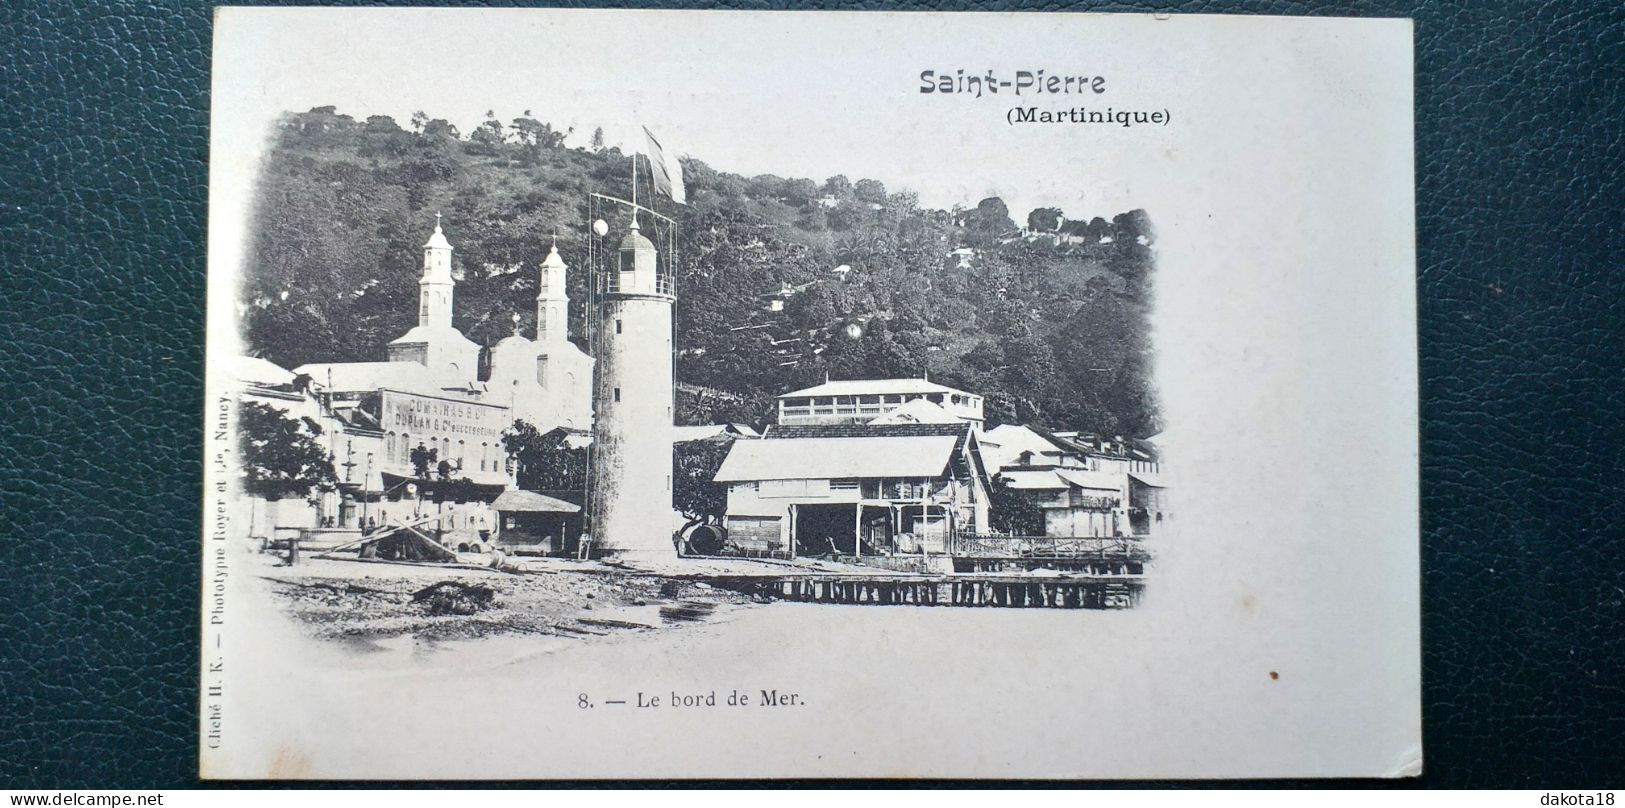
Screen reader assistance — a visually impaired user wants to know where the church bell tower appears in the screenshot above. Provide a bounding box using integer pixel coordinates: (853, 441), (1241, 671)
(537, 242), (569, 343)
(419, 213), (455, 329)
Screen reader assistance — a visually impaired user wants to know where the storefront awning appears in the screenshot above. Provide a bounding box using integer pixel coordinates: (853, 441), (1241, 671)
(380, 471), (508, 501)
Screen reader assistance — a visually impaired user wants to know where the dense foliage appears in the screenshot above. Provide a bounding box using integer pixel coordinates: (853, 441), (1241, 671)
(501, 420), (587, 498)
(245, 107), (1160, 436)
(238, 401), (338, 501)
(673, 439), (732, 525)
(987, 477), (1051, 537)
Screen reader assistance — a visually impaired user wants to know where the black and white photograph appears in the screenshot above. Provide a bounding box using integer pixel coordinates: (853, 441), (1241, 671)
(202, 9), (1419, 779)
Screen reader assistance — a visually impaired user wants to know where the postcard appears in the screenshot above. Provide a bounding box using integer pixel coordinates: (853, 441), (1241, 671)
(202, 8), (1418, 779)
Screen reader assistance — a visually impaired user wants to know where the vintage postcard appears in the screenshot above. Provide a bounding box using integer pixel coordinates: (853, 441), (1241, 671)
(202, 9), (1418, 779)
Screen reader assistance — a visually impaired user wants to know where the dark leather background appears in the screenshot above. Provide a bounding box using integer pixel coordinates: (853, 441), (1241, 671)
(1, 0), (1621, 788)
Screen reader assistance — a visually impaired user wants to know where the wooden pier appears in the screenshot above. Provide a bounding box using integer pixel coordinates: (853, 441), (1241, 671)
(707, 574), (1144, 610)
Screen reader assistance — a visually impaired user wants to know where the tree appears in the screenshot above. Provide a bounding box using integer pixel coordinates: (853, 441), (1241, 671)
(673, 439), (731, 528)
(822, 175), (852, 199)
(964, 196), (1017, 245)
(468, 111), (507, 152)
(409, 441), (437, 480)
(988, 477), (1048, 536)
(239, 401), (337, 501)
(590, 126), (606, 152)
(511, 114), (569, 156)
(853, 178), (887, 203)
(781, 177), (819, 207)
(421, 118), (459, 140)
(1027, 207), (1063, 232)
(429, 458), (480, 541)
(501, 420), (587, 494)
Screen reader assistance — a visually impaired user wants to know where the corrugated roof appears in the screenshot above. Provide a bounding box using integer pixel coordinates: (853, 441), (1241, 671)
(1055, 468), (1124, 492)
(387, 324), (479, 349)
(492, 489), (581, 513)
(294, 361), (440, 395)
(776, 378), (971, 399)
(713, 435), (959, 483)
(223, 355), (295, 386)
(1000, 469), (1069, 490)
(672, 424), (758, 442)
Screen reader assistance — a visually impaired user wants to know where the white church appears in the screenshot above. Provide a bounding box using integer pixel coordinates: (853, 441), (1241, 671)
(295, 215), (593, 433)
(233, 216), (594, 539)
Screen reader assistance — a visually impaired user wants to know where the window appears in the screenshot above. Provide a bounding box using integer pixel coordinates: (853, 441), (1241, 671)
(831, 479), (860, 491)
(613, 387), (621, 402)
(615, 319), (623, 334)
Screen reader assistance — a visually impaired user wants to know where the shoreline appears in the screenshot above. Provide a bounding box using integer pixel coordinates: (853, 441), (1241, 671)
(259, 553), (760, 648)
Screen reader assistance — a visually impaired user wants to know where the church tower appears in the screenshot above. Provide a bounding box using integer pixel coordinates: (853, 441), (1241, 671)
(388, 214), (480, 384)
(590, 216), (676, 559)
(419, 213), (455, 328)
(537, 242), (569, 342)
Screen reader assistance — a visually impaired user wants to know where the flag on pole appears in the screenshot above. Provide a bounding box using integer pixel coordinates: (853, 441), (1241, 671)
(642, 126), (686, 205)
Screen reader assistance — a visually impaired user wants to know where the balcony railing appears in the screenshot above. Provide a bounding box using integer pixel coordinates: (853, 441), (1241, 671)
(953, 533), (1152, 561)
(601, 270), (675, 296)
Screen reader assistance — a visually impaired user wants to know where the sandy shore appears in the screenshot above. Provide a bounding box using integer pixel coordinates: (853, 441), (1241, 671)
(258, 553), (759, 644)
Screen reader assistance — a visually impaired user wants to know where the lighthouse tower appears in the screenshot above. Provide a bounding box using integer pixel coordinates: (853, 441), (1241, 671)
(590, 216), (676, 558)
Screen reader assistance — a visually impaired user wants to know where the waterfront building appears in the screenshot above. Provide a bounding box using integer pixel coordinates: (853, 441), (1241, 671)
(712, 422), (991, 558)
(982, 424), (1169, 539)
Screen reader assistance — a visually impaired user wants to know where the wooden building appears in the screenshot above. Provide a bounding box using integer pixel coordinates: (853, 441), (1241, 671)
(712, 422), (991, 558)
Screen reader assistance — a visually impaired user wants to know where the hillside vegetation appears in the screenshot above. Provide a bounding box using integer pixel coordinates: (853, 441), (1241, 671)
(244, 107), (1160, 436)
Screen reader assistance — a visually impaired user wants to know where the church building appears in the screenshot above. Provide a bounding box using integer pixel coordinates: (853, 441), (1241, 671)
(268, 216), (595, 537)
(484, 241), (595, 431)
(294, 216), (593, 434)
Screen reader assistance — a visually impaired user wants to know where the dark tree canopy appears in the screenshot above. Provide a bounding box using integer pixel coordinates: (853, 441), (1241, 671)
(239, 401), (337, 501)
(501, 421), (587, 497)
(988, 477), (1049, 536)
(673, 439), (732, 524)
